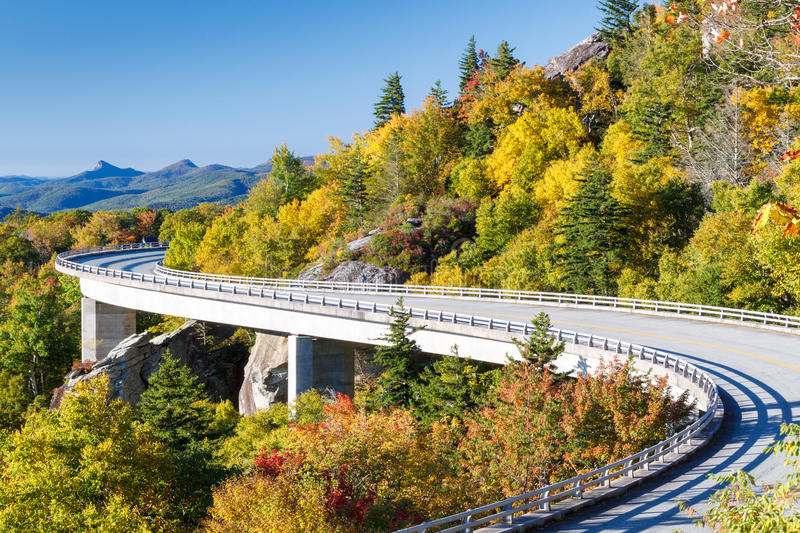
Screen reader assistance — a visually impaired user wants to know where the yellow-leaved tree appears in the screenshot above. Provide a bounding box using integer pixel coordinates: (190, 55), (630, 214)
(485, 104), (585, 192)
(464, 65), (574, 129)
(245, 184), (346, 277)
(365, 98), (463, 205)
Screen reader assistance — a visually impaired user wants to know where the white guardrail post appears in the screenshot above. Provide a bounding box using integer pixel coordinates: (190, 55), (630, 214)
(54, 242), (726, 533)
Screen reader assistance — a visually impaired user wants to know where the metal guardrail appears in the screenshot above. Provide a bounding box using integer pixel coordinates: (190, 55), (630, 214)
(56, 243), (722, 532)
(152, 260), (800, 332)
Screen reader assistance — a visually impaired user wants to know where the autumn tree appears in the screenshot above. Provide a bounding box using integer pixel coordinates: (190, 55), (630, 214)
(366, 98), (463, 202)
(0, 274), (80, 397)
(315, 137), (373, 227)
(560, 357), (693, 471)
(206, 396), (471, 532)
(460, 360), (563, 499)
(373, 71), (406, 128)
(485, 103), (585, 192)
(0, 377), (181, 532)
(269, 143), (317, 205)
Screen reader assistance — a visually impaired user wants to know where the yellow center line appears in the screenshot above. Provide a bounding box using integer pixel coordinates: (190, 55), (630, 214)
(420, 304), (800, 374)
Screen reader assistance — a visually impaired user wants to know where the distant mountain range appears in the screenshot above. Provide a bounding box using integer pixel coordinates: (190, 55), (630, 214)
(0, 157), (314, 213)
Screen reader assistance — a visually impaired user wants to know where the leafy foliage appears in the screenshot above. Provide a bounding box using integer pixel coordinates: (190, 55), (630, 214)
(681, 423), (800, 532)
(0, 376), (183, 532)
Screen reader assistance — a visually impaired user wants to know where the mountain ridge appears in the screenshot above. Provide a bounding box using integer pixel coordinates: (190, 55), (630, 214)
(0, 156), (315, 213)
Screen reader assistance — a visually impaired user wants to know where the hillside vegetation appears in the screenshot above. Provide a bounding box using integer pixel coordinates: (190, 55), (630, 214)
(0, 1), (799, 531)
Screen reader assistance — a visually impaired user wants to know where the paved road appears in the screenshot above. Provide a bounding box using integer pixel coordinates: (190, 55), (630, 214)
(71, 249), (800, 532)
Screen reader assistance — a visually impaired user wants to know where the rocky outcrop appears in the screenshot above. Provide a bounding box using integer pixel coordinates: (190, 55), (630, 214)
(298, 260), (409, 284)
(544, 33), (610, 79)
(51, 321), (248, 409)
(322, 260), (409, 284)
(238, 333), (289, 415)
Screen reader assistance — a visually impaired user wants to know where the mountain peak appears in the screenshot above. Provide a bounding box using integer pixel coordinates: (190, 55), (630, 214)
(170, 159), (197, 169)
(93, 160), (118, 171)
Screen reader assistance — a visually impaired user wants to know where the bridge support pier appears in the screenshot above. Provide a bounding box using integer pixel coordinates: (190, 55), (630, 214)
(287, 335), (354, 405)
(81, 297), (136, 363)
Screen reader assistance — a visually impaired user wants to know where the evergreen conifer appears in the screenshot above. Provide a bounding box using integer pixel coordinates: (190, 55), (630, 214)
(488, 41), (519, 79)
(413, 347), (496, 427)
(338, 150), (369, 226)
(372, 297), (422, 409)
(554, 161), (629, 295)
(458, 36), (480, 92)
(137, 350), (210, 450)
(428, 80), (449, 107)
(373, 71), (406, 129)
(596, 0), (638, 42)
(512, 312), (567, 380)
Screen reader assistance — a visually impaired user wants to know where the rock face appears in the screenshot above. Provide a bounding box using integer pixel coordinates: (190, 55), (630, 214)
(238, 333), (289, 415)
(51, 321), (247, 409)
(323, 260), (409, 284)
(298, 260), (409, 284)
(544, 33), (610, 79)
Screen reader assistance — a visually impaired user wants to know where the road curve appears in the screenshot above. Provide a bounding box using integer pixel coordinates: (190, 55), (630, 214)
(68, 248), (799, 533)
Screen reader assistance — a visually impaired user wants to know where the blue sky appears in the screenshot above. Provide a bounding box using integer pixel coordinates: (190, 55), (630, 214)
(0, 1), (603, 176)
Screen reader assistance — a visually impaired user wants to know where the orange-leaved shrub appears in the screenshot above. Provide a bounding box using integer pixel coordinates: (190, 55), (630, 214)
(460, 357), (694, 500)
(202, 394), (472, 533)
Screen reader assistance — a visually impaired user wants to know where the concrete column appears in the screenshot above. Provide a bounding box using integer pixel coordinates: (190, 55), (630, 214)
(312, 340), (355, 399)
(81, 297), (136, 362)
(287, 335), (355, 406)
(287, 335), (314, 406)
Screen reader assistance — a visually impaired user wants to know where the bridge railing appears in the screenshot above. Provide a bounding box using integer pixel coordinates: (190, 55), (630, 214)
(153, 260), (800, 332)
(56, 243), (722, 532)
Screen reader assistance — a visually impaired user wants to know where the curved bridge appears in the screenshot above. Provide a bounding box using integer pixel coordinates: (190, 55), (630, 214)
(56, 244), (799, 532)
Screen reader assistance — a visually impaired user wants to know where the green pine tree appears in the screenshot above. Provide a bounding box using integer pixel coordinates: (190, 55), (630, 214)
(337, 148), (369, 226)
(554, 161), (629, 295)
(488, 41), (519, 79)
(596, 0), (639, 42)
(373, 71), (406, 129)
(138, 350), (211, 450)
(413, 346), (497, 427)
(372, 297), (422, 410)
(512, 312), (567, 380)
(458, 35), (480, 92)
(428, 80), (449, 107)
(630, 99), (674, 161)
(137, 351), (228, 526)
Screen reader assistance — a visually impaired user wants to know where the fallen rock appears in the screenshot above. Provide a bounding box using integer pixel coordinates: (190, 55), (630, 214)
(544, 33), (610, 79)
(238, 333), (289, 415)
